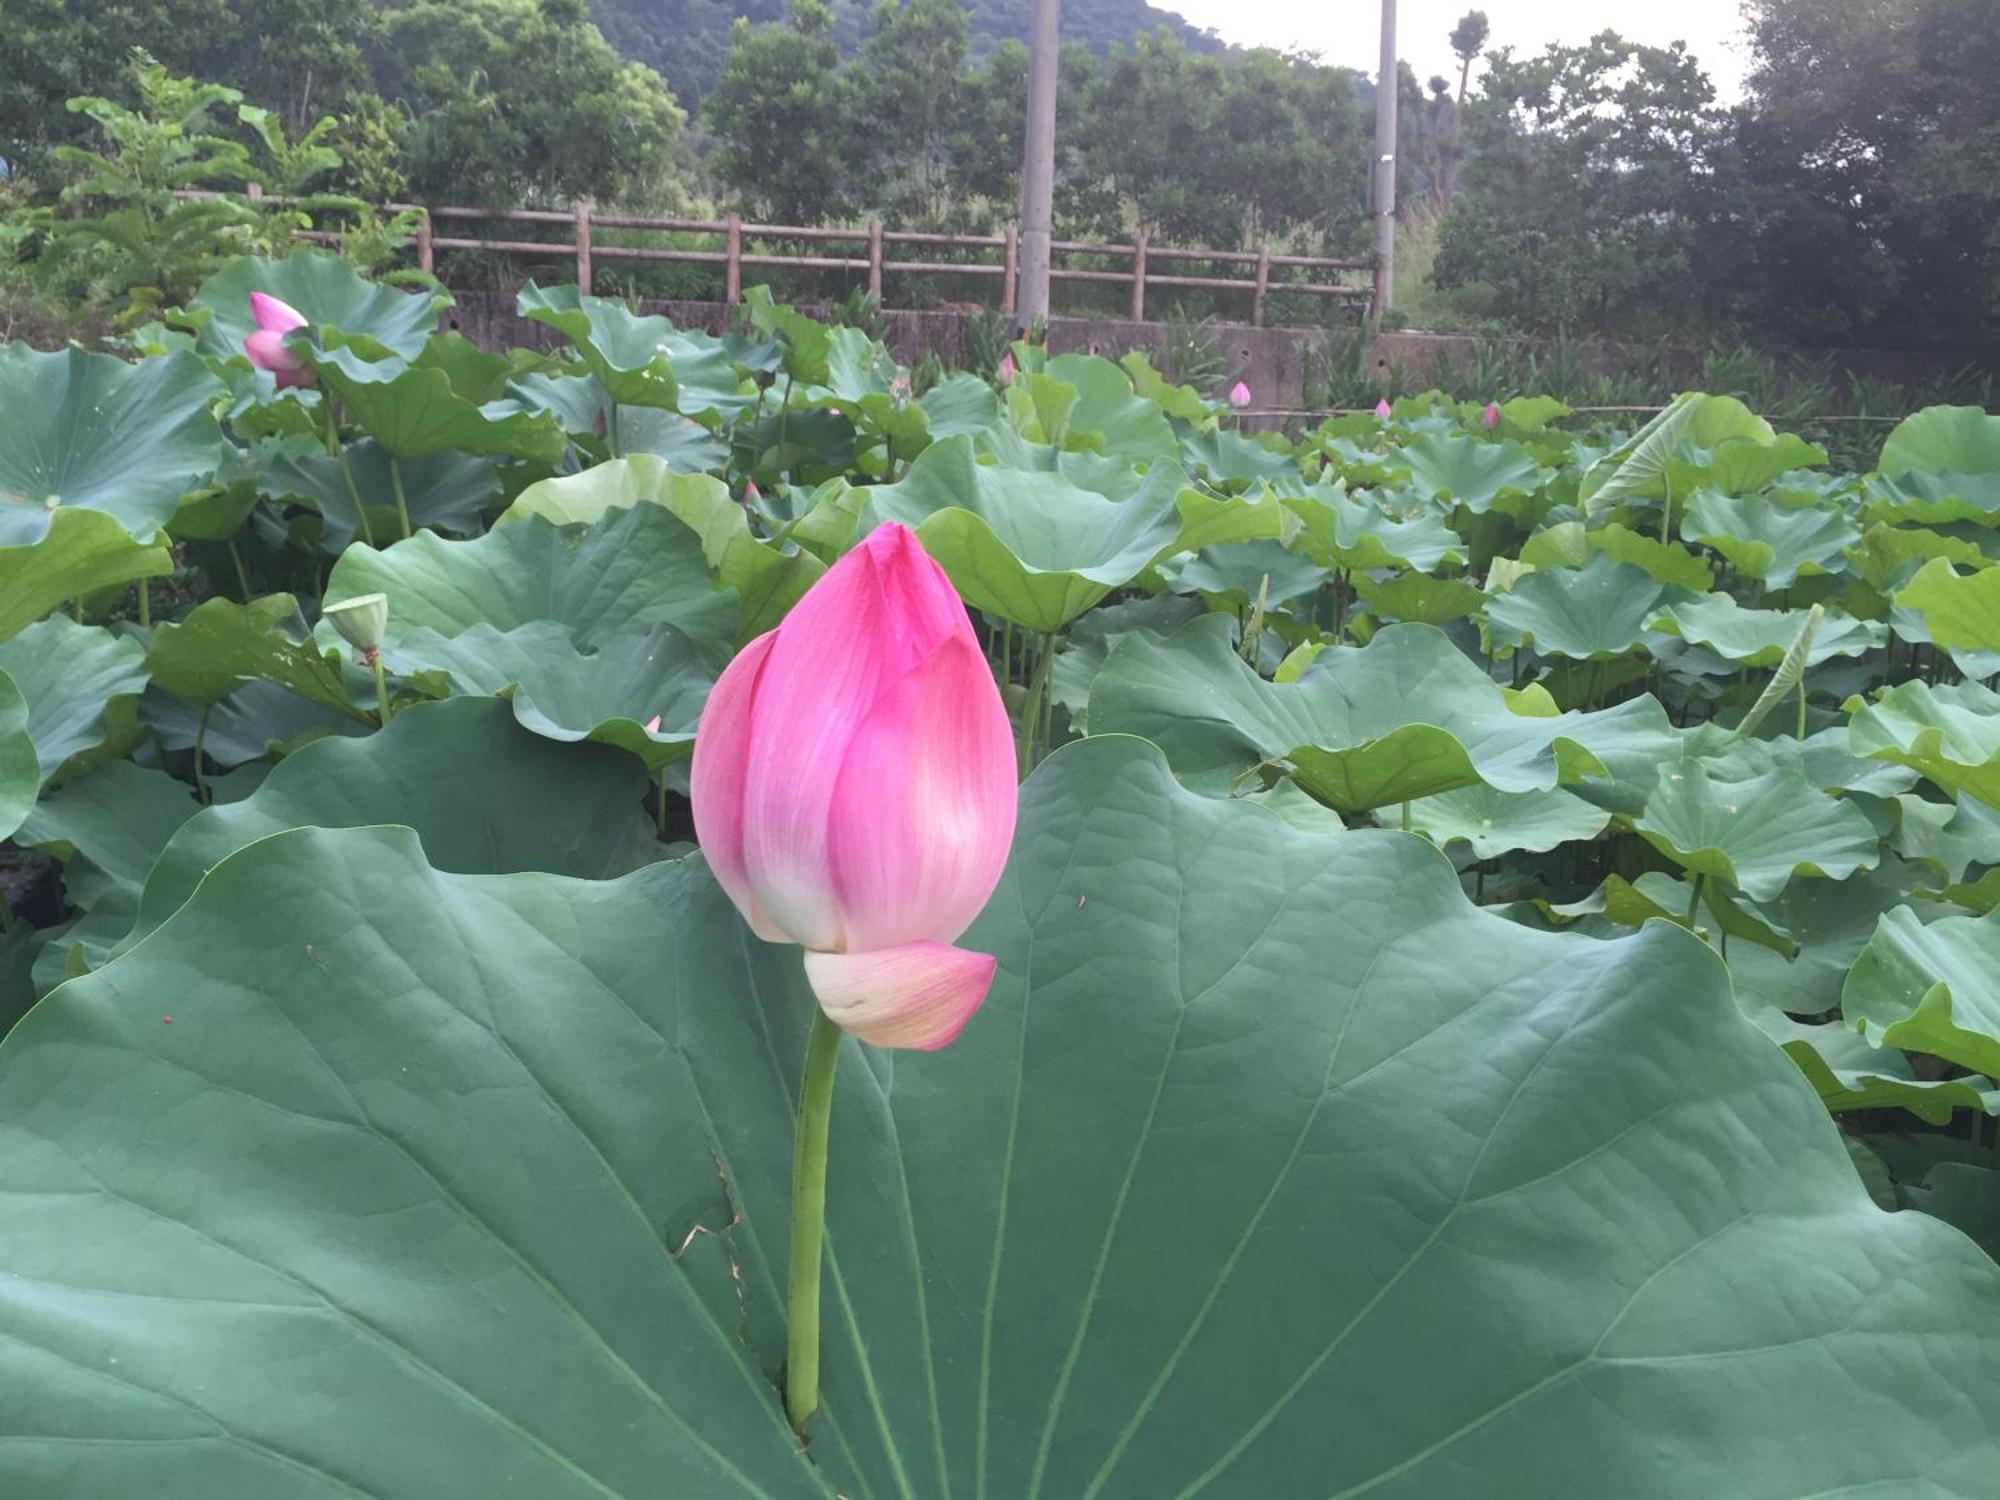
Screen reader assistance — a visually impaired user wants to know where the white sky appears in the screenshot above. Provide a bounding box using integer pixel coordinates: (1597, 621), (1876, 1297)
(1156, 0), (1754, 102)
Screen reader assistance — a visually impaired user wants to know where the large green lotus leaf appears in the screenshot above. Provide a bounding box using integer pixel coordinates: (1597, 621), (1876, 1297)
(0, 616), (146, 782)
(505, 373), (730, 471)
(1051, 595), (1203, 723)
(258, 439), (502, 552)
(1634, 763), (1880, 901)
(311, 347), (568, 463)
(147, 594), (372, 720)
(855, 435), (1186, 630)
(1844, 905), (2000, 1082)
(1877, 405), (2000, 490)
(139, 679), (368, 768)
(1167, 486), (1286, 555)
(1044, 351), (1178, 462)
(1179, 427), (1300, 487)
(918, 371), (1002, 437)
(1088, 615), (1647, 811)
(1580, 393), (1780, 509)
(1848, 678), (2000, 808)
(502, 455), (820, 637)
(1894, 556), (2000, 655)
(1773, 1016), (1998, 1125)
(1396, 781), (1609, 858)
(0, 508), (173, 643)
(1682, 489), (1860, 588)
(0, 345), (225, 546)
(3, 738), (1998, 1496)
(1518, 521), (1714, 592)
(1156, 539), (1326, 612)
(0, 669), (33, 843)
(1395, 430), (1543, 512)
(384, 622), (711, 770)
(325, 504), (739, 664)
(1350, 571), (1487, 625)
(1863, 472), (2000, 528)
(1650, 596), (1885, 667)
(123, 696), (664, 954)
(517, 283), (680, 410)
(1891, 791), (2000, 884)
(1283, 485), (1466, 572)
(1684, 432), (1827, 496)
(191, 250), (450, 364)
(1484, 555), (1690, 659)
(1844, 521), (1991, 594)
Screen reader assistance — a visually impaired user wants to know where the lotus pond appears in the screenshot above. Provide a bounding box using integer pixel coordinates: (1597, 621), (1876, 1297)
(2, 252), (1999, 1495)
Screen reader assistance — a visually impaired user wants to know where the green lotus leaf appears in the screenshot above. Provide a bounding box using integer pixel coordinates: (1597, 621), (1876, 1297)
(146, 595), (371, 720)
(1682, 489), (1860, 588)
(191, 249), (451, 364)
(1649, 596), (1884, 666)
(411, 331), (519, 404)
(1396, 430), (1544, 511)
(1847, 678), (2000, 808)
(1581, 393), (1785, 510)
(502, 455), (820, 637)
(853, 435), (1187, 630)
(1876, 404), (2000, 505)
(384, 622), (711, 770)
(1088, 614), (1650, 811)
(309, 346), (568, 463)
(0, 669), (33, 843)
(1157, 538), (1326, 612)
(139, 679), (368, 768)
(1844, 522), (1991, 595)
(506, 373), (732, 470)
(1, 736), (1996, 1495)
(257, 439), (502, 552)
(1894, 556), (2000, 656)
(1634, 762), (1880, 900)
(1891, 791), (2000, 883)
(1687, 431), (1828, 496)
(121, 696), (665, 956)
(1050, 594), (1203, 723)
(325, 504), (739, 665)
(1845, 905), (2000, 1080)
(0, 508), (172, 642)
(1168, 485), (1286, 554)
(905, 370), (994, 437)
(1179, 427), (1300, 486)
(1723, 861), (1927, 1017)
(1485, 554), (1692, 659)
(1590, 870), (1799, 957)
(1775, 1017), (1998, 1125)
(1519, 521), (1715, 592)
(1397, 781), (1609, 858)
(1282, 485), (1466, 572)
(1044, 351), (1178, 462)
(1350, 571), (1487, 625)
(0, 616), (148, 780)
(0, 345), (225, 546)
(1121, 350), (1212, 423)
(517, 283), (681, 410)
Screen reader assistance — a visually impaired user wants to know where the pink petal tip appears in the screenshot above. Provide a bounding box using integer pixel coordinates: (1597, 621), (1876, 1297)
(804, 941), (997, 1051)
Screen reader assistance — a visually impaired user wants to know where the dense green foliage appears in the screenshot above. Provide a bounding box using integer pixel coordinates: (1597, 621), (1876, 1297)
(4, 257), (2000, 1491)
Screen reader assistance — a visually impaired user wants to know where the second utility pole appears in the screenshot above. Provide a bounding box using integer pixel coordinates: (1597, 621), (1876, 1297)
(1018, 0), (1061, 326)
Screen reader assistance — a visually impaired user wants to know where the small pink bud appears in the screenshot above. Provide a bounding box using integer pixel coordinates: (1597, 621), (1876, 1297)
(1482, 401), (1502, 429)
(244, 292), (312, 388)
(997, 353), (1016, 386)
(1228, 381), (1251, 409)
(1375, 397), (1393, 420)
(743, 479), (761, 504)
(690, 523), (1017, 1051)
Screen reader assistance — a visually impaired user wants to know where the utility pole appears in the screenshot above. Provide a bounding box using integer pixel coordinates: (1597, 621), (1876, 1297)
(1372, 0), (1398, 325)
(1018, 0), (1061, 327)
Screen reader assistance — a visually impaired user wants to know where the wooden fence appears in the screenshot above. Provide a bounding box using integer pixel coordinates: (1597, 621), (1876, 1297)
(202, 191), (1376, 327)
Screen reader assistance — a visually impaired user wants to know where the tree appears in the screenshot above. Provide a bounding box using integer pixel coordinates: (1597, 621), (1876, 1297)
(1433, 32), (1722, 333)
(850, 0), (975, 225)
(706, 0), (855, 223)
(1449, 10), (1488, 103)
(1434, 8), (1488, 205)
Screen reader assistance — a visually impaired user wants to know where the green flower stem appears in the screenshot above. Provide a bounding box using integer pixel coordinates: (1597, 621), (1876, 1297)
(226, 536), (252, 602)
(136, 576), (150, 628)
(337, 447), (376, 548)
(368, 651), (394, 726)
(1684, 873), (1706, 928)
(389, 457), (414, 541)
(786, 1005), (843, 1436)
(192, 703), (211, 804)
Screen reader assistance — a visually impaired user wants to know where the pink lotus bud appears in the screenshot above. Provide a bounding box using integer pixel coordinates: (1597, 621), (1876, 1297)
(1228, 380), (1252, 409)
(997, 353), (1016, 386)
(1482, 401), (1501, 429)
(244, 292), (312, 388)
(743, 479), (761, 505)
(1374, 397), (1393, 420)
(690, 522), (1017, 1051)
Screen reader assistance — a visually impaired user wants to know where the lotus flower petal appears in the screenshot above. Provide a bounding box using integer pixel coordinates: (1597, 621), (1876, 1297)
(690, 631), (789, 941)
(249, 292), (308, 333)
(803, 941), (998, 1050)
(1228, 380), (1252, 409)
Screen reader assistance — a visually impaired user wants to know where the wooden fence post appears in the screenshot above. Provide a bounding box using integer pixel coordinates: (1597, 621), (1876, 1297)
(574, 199), (593, 295)
(1130, 233), (1148, 322)
(867, 218), (884, 300)
(1252, 243), (1271, 327)
(1001, 225), (1019, 318)
(415, 209), (435, 276)
(725, 213), (742, 304)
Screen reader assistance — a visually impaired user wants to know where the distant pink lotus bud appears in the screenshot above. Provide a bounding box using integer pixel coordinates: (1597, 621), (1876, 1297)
(1375, 397), (1393, 420)
(1228, 380), (1252, 409)
(997, 353), (1016, 386)
(691, 522), (1017, 1051)
(1482, 401), (1501, 429)
(244, 292), (312, 388)
(743, 479), (762, 505)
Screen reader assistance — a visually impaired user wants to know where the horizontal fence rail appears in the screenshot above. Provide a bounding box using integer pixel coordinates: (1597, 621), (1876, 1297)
(184, 191), (1376, 327)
